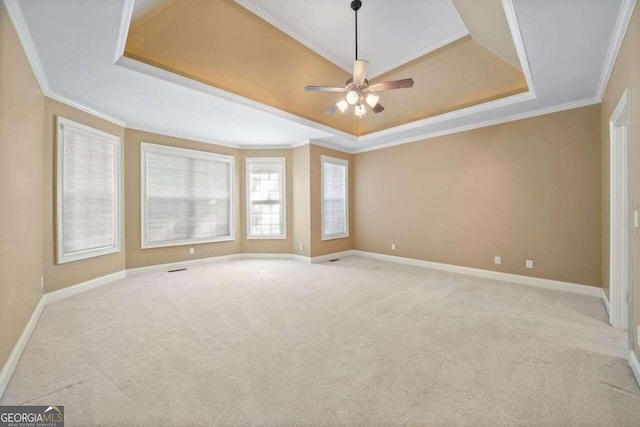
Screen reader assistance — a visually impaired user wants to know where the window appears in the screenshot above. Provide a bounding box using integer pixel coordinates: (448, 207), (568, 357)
(246, 157), (286, 239)
(56, 117), (121, 264)
(141, 143), (234, 248)
(321, 155), (349, 240)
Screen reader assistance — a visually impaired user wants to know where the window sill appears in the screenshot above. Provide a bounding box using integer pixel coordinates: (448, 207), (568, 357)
(141, 236), (235, 249)
(321, 234), (349, 241)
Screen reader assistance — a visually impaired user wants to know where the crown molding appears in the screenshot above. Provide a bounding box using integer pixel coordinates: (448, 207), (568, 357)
(46, 93), (127, 127)
(501, 0), (535, 94)
(4, 0), (50, 93)
(113, 0), (135, 64)
(596, 0), (637, 101)
(352, 97), (600, 154)
(125, 124), (243, 149)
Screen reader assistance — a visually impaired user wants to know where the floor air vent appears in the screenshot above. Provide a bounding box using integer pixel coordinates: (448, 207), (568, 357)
(168, 268), (187, 273)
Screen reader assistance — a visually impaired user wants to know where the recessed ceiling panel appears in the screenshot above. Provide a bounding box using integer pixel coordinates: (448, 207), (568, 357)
(124, 0), (527, 136)
(234, 0), (469, 77)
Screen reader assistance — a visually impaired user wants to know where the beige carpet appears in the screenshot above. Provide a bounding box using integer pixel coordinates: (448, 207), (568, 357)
(1, 256), (639, 426)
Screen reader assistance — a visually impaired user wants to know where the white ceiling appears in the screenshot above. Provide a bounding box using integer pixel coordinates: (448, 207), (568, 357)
(234, 0), (469, 78)
(8, 0), (634, 152)
(130, 0), (164, 22)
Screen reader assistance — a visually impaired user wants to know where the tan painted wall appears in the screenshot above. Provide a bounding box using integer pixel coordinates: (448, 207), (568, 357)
(241, 149), (293, 254)
(310, 144), (354, 257)
(0, 2), (45, 368)
(292, 145), (311, 257)
(601, 3), (640, 358)
(43, 99), (126, 293)
(124, 129), (242, 269)
(353, 105), (602, 286)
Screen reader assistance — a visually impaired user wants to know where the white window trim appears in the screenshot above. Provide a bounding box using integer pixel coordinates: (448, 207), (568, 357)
(56, 116), (122, 264)
(140, 142), (235, 249)
(321, 155), (349, 241)
(246, 157), (287, 240)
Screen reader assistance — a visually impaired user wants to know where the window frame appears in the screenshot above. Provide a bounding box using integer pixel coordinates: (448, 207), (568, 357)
(140, 142), (235, 249)
(320, 155), (349, 241)
(245, 157), (287, 240)
(56, 116), (122, 264)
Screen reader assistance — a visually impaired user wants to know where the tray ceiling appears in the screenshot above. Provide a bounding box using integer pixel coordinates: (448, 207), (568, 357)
(234, 0), (469, 78)
(124, 0), (527, 136)
(10, 0), (631, 151)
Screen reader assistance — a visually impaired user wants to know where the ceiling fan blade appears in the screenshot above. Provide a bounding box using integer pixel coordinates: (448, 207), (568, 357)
(364, 100), (384, 114)
(305, 85), (346, 92)
(371, 103), (385, 113)
(368, 78), (414, 92)
(353, 60), (369, 85)
(325, 104), (338, 114)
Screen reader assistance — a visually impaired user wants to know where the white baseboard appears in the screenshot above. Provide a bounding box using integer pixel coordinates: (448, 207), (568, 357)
(630, 351), (640, 387)
(311, 250), (356, 264)
(351, 250), (601, 297)
(44, 271), (127, 304)
(242, 253), (297, 260)
(126, 252), (316, 275)
(0, 296), (45, 399)
(601, 288), (611, 318)
(126, 254), (244, 275)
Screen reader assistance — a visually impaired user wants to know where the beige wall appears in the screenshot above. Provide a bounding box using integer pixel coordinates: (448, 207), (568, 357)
(43, 99), (126, 292)
(310, 144), (354, 257)
(241, 149), (293, 254)
(601, 3), (640, 357)
(353, 105), (602, 287)
(292, 145), (311, 257)
(0, 2), (45, 367)
(124, 129), (242, 269)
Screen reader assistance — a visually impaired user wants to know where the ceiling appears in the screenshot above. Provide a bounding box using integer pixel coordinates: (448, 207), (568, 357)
(124, 0), (527, 136)
(8, 0), (634, 152)
(233, 0), (469, 78)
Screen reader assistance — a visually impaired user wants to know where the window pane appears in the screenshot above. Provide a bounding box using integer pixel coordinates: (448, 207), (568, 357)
(247, 160), (285, 237)
(322, 160), (347, 238)
(144, 147), (232, 246)
(61, 123), (118, 257)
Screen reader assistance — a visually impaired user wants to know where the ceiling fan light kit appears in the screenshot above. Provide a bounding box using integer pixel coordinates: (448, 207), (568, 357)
(304, 0), (415, 118)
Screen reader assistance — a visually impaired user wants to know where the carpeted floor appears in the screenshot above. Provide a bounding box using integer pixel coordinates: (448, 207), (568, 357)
(1, 256), (639, 426)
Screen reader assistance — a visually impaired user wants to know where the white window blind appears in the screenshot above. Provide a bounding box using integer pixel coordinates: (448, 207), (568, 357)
(56, 117), (121, 264)
(141, 143), (234, 248)
(246, 158), (286, 239)
(321, 155), (349, 240)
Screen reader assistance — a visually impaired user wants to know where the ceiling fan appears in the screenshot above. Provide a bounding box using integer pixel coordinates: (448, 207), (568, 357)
(305, 0), (415, 118)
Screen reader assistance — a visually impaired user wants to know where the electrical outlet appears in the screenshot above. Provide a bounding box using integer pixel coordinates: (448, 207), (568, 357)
(40, 276), (44, 289)
(189, 248), (195, 255)
(299, 242), (304, 251)
(494, 256), (501, 265)
(526, 260), (534, 269)
(635, 210), (639, 228)
(637, 325), (640, 344)
(391, 244), (396, 251)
